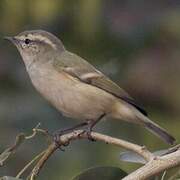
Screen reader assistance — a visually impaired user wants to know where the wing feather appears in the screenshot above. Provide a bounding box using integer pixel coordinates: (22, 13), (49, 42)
(53, 51), (147, 116)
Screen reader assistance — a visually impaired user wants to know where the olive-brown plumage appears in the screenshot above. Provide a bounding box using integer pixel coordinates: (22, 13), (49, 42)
(5, 30), (175, 145)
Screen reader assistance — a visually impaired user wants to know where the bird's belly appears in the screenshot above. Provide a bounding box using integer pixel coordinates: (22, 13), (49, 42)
(29, 67), (115, 120)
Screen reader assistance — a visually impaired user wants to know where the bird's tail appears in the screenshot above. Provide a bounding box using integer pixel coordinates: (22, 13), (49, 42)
(112, 101), (175, 145)
(143, 117), (175, 145)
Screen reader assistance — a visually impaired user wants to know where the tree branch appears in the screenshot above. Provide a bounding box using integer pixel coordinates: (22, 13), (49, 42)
(29, 129), (154, 179)
(123, 147), (180, 180)
(12, 127), (177, 180)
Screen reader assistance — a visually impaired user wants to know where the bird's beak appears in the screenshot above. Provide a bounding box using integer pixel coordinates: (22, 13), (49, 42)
(4, 36), (18, 45)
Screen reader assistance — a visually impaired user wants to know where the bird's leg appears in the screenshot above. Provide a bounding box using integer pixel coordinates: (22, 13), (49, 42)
(53, 113), (105, 147)
(86, 113), (105, 141)
(53, 121), (88, 148)
(54, 121), (88, 136)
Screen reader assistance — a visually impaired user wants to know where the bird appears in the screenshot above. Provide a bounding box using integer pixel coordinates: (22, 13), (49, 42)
(5, 30), (175, 145)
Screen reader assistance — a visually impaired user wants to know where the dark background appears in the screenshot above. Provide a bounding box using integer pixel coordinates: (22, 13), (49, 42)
(0, 0), (180, 179)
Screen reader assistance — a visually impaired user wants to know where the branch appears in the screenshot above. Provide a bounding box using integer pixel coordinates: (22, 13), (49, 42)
(123, 147), (180, 180)
(1, 125), (179, 180)
(29, 129), (154, 179)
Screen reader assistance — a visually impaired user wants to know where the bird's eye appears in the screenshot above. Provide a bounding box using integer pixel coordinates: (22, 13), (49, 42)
(25, 39), (31, 44)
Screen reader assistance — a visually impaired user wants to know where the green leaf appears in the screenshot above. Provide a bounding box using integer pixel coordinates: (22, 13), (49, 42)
(0, 176), (23, 180)
(72, 166), (127, 180)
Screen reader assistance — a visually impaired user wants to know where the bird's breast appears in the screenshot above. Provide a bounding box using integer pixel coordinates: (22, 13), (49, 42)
(27, 63), (115, 120)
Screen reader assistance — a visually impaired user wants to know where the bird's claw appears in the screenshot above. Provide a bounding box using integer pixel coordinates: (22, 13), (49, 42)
(86, 130), (96, 142)
(53, 131), (69, 151)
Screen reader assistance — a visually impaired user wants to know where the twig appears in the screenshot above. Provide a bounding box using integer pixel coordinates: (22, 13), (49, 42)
(85, 131), (154, 161)
(0, 123), (46, 167)
(16, 150), (46, 179)
(29, 129), (154, 179)
(16, 151), (45, 178)
(30, 143), (57, 180)
(123, 148), (180, 180)
(25, 123), (41, 139)
(161, 171), (166, 180)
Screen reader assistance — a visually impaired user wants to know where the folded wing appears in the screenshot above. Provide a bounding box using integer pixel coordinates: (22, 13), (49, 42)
(54, 51), (148, 116)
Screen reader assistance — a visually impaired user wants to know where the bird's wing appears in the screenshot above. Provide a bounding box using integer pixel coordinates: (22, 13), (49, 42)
(53, 51), (147, 116)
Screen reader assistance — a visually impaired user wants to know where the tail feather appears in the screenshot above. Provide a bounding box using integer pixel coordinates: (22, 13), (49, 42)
(145, 120), (175, 145)
(114, 101), (175, 145)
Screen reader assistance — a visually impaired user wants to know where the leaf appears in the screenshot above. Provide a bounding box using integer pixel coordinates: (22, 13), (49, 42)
(72, 166), (127, 180)
(119, 149), (170, 164)
(120, 151), (146, 164)
(0, 176), (23, 180)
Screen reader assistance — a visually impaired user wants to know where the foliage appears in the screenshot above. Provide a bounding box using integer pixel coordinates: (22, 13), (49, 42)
(72, 166), (127, 180)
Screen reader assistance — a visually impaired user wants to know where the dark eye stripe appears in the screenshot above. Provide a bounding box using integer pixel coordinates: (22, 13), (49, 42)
(25, 39), (31, 44)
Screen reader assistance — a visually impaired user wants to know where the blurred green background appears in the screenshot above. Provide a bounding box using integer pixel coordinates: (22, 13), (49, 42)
(0, 0), (180, 179)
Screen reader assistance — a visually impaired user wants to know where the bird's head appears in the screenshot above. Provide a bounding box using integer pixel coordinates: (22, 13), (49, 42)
(5, 30), (65, 68)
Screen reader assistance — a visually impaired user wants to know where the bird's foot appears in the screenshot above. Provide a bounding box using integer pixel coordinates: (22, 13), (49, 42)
(85, 115), (105, 142)
(53, 131), (70, 151)
(85, 127), (96, 142)
(52, 122), (88, 149)
(87, 132), (96, 142)
(53, 128), (75, 150)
